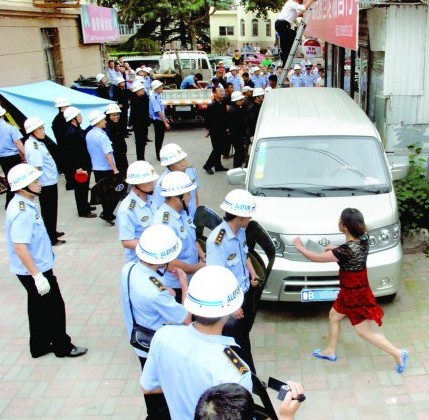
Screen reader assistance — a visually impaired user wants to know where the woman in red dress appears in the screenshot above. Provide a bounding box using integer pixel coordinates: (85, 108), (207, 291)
(293, 208), (409, 373)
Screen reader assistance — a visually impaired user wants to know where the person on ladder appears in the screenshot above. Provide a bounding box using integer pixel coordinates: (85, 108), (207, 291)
(275, 0), (317, 67)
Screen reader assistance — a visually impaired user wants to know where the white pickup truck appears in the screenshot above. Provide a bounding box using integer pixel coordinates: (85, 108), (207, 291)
(161, 88), (211, 124)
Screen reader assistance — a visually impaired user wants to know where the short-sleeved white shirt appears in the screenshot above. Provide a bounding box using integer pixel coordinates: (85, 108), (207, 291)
(277, 0), (305, 23)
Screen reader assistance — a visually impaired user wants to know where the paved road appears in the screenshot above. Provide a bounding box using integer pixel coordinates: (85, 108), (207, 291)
(0, 126), (428, 419)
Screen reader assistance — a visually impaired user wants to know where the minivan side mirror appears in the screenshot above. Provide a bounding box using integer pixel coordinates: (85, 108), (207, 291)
(387, 155), (409, 181)
(227, 168), (247, 185)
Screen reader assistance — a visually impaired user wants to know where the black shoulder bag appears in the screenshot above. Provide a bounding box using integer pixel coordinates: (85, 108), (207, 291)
(127, 264), (156, 352)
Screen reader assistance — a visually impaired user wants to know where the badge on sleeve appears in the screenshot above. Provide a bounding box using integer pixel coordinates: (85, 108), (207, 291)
(141, 215), (149, 222)
(227, 253), (236, 260)
(224, 347), (249, 375)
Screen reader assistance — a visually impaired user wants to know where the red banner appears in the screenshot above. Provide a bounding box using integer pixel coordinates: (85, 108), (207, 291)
(305, 0), (359, 50)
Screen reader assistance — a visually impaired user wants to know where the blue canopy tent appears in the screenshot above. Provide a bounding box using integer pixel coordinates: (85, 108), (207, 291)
(0, 81), (113, 142)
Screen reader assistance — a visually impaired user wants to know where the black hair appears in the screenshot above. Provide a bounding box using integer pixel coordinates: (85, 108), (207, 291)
(195, 73), (203, 80)
(225, 82), (233, 88)
(194, 383), (254, 420)
(193, 315), (222, 325)
(268, 75), (278, 82)
(223, 212), (237, 222)
(242, 72), (249, 78)
(212, 86), (221, 93)
(340, 208), (366, 238)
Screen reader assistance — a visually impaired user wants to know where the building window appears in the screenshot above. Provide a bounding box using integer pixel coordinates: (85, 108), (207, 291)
(40, 28), (64, 85)
(219, 26), (234, 36)
(265, 20), (271, 37)
(240, 19), (245, 37)
(252, 19), (258, 37)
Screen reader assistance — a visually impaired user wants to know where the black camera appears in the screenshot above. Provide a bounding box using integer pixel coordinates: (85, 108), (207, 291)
(267, 377), (306, 403)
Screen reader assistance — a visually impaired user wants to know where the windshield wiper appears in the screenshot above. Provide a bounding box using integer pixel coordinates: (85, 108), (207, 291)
(255, 186), (325, 197)
(321, 186), (385, 194)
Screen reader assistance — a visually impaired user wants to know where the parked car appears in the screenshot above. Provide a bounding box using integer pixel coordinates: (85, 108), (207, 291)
(242, 52), (266, 65)
(117, 55), (161, 72)
(208, 55), (233, 73)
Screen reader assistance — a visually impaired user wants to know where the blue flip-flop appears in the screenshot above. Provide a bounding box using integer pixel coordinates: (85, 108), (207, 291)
(396, 349), (409, 373)
(312, 348), (337, 362)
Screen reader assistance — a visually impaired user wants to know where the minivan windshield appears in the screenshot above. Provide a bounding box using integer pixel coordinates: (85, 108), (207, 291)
(248, 136), (391, 197)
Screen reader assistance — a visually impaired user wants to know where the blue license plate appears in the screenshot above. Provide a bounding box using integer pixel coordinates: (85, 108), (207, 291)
(301, 288), (340, 302)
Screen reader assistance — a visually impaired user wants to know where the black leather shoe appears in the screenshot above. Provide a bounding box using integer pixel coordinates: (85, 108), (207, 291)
(52, 239), (66, 246)
(215, 166), (228, 172)
(80, 212), (97, 218)
(146, 138), (154, 142)
(56, 231), (65, 238)
(90, 206), (96, 211)
(56, 346), (88, 358)
(203, 164), (214, 175)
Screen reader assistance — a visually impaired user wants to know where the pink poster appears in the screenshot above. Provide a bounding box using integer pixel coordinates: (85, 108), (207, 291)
(80, 5), (120, 44)
(306, 0), (359, 50)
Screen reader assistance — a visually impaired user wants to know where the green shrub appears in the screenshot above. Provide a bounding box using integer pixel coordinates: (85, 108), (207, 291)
(133, 38), (161, 54)
(394, 143), (429, 234)
(211, 37), (229, 55)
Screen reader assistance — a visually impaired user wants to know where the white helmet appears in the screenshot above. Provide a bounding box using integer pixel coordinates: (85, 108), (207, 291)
(64, 106), (81, 122)
(135, 224), (182, 264)
(160, 143), (188, 167)
(230, 66), (237, 71)
(151, 80), (163, 90)
(96, 73), (106, 83)
(8, 163), (42, 191)
(143, 67), (153, 73)
(0, 106), (6, 117)
(131, 81), (145, 93)
(116, 76), (126, 84)
(252, 87), (265, 97)
(54, 97), (71, 108)
(105, 103), (121, 114)
(184, 266), (244, 317)
(24, 117), (44, 134)
(231, 91), (245, 102)
(220, 189), (256, 217)
(135, 67), (144, 74)
(89, 110), (106, 126)
(160, 171), (196, 197)
(126, 161), (159, 184)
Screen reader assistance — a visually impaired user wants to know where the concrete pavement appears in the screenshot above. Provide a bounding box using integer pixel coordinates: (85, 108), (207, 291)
(0, 126), (428, 419)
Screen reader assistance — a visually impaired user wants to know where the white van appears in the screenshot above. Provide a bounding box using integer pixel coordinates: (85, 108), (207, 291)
(228, 88), (403, 303)
(158, 51), (212, 82)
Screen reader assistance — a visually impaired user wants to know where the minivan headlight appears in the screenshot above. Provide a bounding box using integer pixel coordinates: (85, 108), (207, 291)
(367, 224), (401, 253)
(268, 232), (285, 256)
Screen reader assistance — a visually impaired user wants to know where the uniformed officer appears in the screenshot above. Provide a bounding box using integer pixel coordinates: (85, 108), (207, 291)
(121, 224), (190, 419)
(117, 161), (159, 262)
(152, 171), (205, 302)
(140, 265), (252, 420)
(149, 80), (170, 162)
(250, 67), (266, 89)
(226, 66), (244, 92)
(86, 110), (120, 226)
(301, 64), (316, 87)
(141, 67), (153, 94)
(24, 117), (65, 246)
(248, 88), (265, 138)
(290, 64), (304, 87)
(0, 105), (25, 208)
(153, 143), (200, 218)
(206, 189), (259, 373)
(5, 163), (87, 358)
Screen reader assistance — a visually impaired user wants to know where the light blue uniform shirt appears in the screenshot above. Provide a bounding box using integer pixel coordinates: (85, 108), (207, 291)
(117, 190), (157, 262)
(302, 71), (316, 87)
(290, 74), (304, 88)
(140, 324), (252, 420)
(6, 194), (55, 275)
(85, 127), (115, 171)
(250, 74), (266, 88)
(149, 93), (164, 121)
(153, 166), (199, 218)
(206, 220), (250, 292)
(121, 262), (188, 358)
(180, 75), (197, 89)
(153, 202), (198, 288)
(24, 136), (58, 186)
(143, 75), (152, 94)
(0, 119), (23, 157)
(226, 74), (243, 92)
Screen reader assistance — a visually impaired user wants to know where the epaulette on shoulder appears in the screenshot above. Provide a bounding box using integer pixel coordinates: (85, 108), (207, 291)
(223, 347), (249, 375)
(162, 211), (170, 223)
(149, 276), (167, 292)
(19, 201), (26, 211)
(162, 322), (186, 326)
(33, 141), (39, 149)
(129, 199), (136, 211)
(215, 228), (226, 245)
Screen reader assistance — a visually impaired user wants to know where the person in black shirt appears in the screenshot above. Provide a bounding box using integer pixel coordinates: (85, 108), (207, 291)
(96, 73), (110, 100)
(232, 50), (243, 66)
(242, 72), (255, 88)
(112, 76), (130, 137)
(203, 87), (229, 175)
(63, 107), (96, 218)
(228, 92), (250, 169)
(105, 104), (129, 174)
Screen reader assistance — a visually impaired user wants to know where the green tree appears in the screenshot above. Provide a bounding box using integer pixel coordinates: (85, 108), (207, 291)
(242, 0), (283, 18)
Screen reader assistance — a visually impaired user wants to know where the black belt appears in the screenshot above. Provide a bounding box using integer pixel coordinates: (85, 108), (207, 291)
(276, 19), (291, 26)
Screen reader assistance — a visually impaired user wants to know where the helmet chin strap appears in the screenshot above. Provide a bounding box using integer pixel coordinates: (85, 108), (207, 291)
(178, 194), (189, 215)
(135, 186), (153, 195)
(23, 185), (41, 196)
(156, 263), (168, 277)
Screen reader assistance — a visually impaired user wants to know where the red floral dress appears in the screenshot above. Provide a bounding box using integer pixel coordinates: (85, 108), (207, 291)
(332, 240), (384, 326)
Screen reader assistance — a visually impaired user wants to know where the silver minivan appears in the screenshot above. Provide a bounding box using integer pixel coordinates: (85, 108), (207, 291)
(228, 88), (402, 303)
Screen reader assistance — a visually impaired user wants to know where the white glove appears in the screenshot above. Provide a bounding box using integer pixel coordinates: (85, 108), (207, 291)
(33, 272), (51, 296)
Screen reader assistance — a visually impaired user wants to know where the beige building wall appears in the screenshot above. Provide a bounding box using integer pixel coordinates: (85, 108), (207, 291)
(0, 0), (103, 87)
(210, 5), (278, 51)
